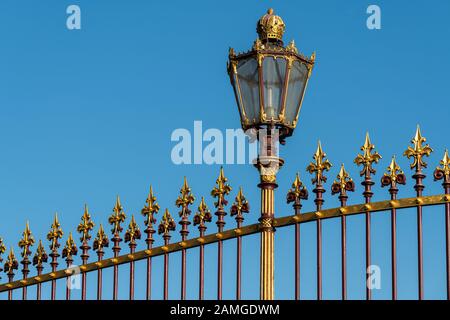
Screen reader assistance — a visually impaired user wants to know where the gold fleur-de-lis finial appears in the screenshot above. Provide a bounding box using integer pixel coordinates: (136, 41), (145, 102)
(331, 164), (355, 199)
(32, 240), (48, 268)
(176, 177), (195, 217)
(381, 156), (406, 189)
(287, 173), (308, 204)
(404, 125), (433, 169)
(141, 186), (160, 227)
(125, 215), (142, 245)
(334, 164), (353, 191)
(158, 209), (176, 236)
(306, 141), (332, 185)
(77, 204), (95, 243)
(18, 221), (35, 258)
(0, 238), (6, 257)
(4, 248), (18, 274)
(438, 150), (450, 176)
(211, 167), (232, 209)
(0, 238), (6, 273)
(62, 232), (78, 260)
(230, 188), (250, 223)
(93, 224), (109, 251)
(386, 156), (403, 181)
(47, 213), (63, 252)
(434, 149), (450, 185)
(354, 133), (382, 177)
(193, 197), (212, 229)
(108, 196), (126, 235)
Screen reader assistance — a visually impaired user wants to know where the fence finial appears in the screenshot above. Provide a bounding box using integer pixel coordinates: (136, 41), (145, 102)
(109, 196), (126, 235)
(47, 213), (63, 252)
(194, 197), (212, 234)
(19, 221), (35, 259)
(331, 164), (355, 206)
(0, 239), (6, 277)
(77, 204), (95, 243)
(158, 209), (176, 237)
(211, 167), (232, 211)
(177, 177), (195, 240)
(93, 224), (109, 252)
(4, 248), (18, 278)
(231, 188), (250, 227)
(287, 173), (308, 214)
(32, 240), (48, 269)
(354, 132), (382, 178)
(404, 125), (433, 170)
(307, 141), (332, 186)
(125, 215), (141, 246)
(307, 141), (332, 211)
(142, 186), (160, 228)
(434, 149), (450, 193)
(62, 232), (78, 261)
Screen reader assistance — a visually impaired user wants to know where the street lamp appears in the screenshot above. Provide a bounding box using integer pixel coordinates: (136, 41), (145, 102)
(227, 8), (315, 300)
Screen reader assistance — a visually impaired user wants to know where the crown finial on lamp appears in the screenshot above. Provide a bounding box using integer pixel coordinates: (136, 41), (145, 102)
(257, 8), (286, 43)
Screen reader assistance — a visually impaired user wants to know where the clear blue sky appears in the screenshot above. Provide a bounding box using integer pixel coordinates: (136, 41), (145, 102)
(0, 0), (449, 300)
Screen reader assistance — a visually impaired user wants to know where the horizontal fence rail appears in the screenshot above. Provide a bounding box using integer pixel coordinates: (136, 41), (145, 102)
(1, 126), (450, 300)
(0, 194), (449, 295)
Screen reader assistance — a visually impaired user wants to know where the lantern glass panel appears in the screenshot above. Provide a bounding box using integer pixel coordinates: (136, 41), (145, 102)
(285, 60), (308, 124)
(236, 58), (260, 124)
(262, 57), (287, 120)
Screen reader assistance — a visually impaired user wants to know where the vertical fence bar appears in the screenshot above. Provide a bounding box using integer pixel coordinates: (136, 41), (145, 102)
(80, 244), (89, 300)
(5, 248), (18, 301)
(159, 209), (176, 301)
(97, 250), (104, 300)
(129, 245), (136, 300)
(33, 240), (47, 301)
(307, 141), (332, 301)
(177, 178), (195, 300)
(331, 164), (355, 301)
(287, 174), (308, 300)
(194, 197), (212, 301)
(381, 156), (406, 301)
(19, 222), (34, 301)
(47, 213), (63, 301)
(433, 150), (450, 299)
(142, 186), (159, 301)
(62, 232), (77, 301)
(78, 204), (94, 301)
(199, 231), (205, 300)
(112, 236), (121, 300)
(354, 133), (381, 301)
(163, 236), (170, 300)
(404, 126), (432, 300)
(211, 168), (231, 300)
(109, 196), (125, 301)
(231, 188), (249, 300)
(93, 224), (108, 301)
(125, 215), (141, 301)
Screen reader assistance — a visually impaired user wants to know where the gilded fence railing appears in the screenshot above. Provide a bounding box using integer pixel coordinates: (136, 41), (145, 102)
(1, 126), (449, 300)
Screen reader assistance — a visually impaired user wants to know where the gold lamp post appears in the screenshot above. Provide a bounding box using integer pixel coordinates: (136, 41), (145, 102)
(228, 9), (315, 299)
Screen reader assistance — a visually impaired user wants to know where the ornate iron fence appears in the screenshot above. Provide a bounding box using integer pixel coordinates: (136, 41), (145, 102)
(0, 126), (449, 300)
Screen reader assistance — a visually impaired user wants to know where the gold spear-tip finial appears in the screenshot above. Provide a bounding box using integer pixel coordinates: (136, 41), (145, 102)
(142, 185), (160, 226)
(125, 215), (141, 244)
(93, 224), (109, 251)
(193, 197), (212, 227)
(47, 212), (63, 252)
(404, 125), (433, 169)
(354, 132), (382, 177)
(77, 204), (95, 243)
(306, 140), (332, 185)
(19, 221), (35, 258)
